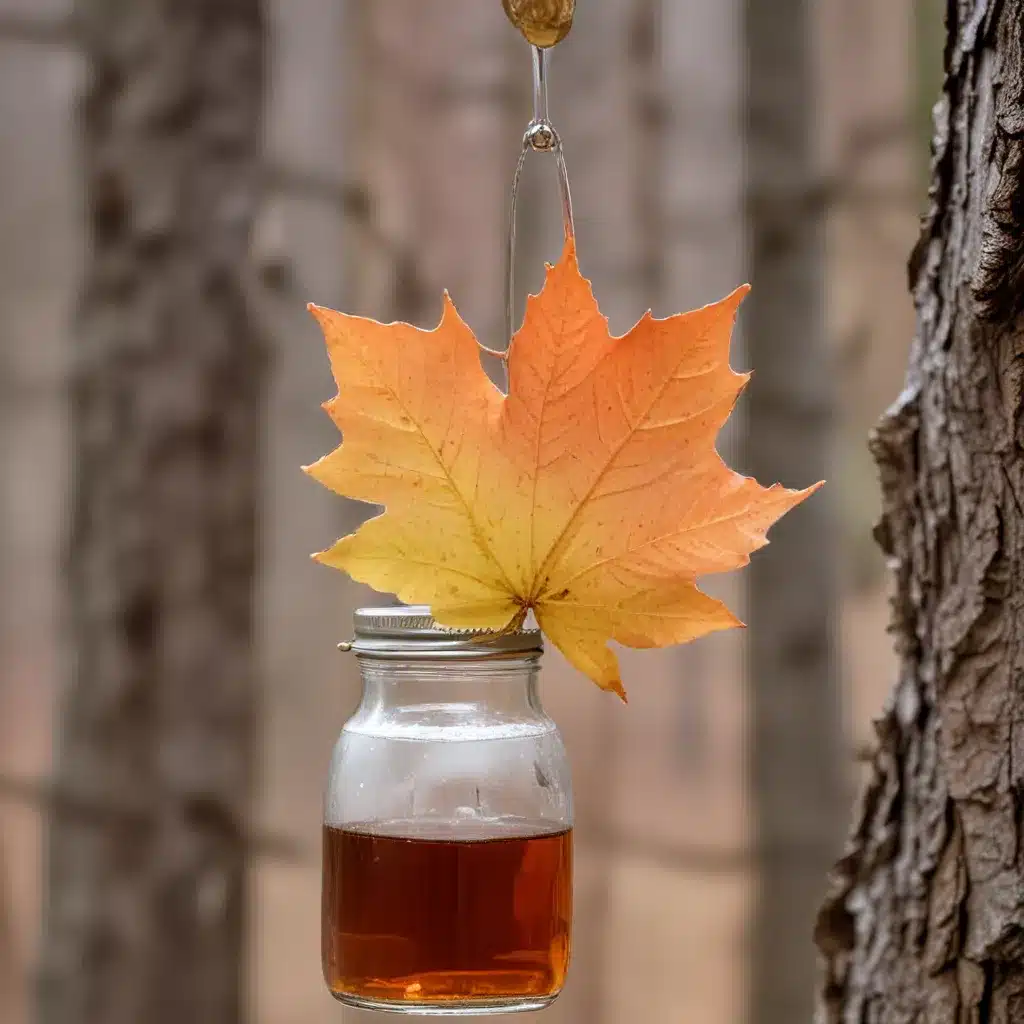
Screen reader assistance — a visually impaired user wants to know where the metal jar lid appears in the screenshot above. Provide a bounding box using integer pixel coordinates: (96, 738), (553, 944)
(341, 605), (543, 660)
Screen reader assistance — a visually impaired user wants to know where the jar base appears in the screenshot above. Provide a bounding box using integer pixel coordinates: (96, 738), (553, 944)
(330, 991), (560, 1016)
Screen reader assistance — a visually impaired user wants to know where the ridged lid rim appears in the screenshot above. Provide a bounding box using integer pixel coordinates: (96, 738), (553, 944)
(345, 605), (542, 659)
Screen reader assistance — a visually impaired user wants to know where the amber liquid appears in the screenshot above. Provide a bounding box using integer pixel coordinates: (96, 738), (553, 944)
(322, 819), (572, 1009)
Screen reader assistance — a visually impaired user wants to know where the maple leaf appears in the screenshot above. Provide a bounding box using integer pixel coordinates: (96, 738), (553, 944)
(305, 239), (821, 699)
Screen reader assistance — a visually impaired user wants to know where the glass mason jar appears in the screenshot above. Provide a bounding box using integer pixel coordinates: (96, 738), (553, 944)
(322, 606), (573, 1015)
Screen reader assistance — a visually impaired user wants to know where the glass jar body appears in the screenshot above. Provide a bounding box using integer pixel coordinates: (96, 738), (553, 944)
(322, 653), (573, 1016)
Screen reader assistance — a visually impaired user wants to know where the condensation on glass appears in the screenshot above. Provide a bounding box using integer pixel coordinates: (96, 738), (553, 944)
(322, 606), (574, 1015)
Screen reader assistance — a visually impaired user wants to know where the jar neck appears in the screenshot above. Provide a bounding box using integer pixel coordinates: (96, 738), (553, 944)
(355, 654), (545, 717)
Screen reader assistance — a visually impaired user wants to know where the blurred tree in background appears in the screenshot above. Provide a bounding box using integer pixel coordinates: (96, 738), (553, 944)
(816, 2), (1024, 1019)
(0, 0), (929, 1022)
(744, 1), (845, 1022)
(0, 842), (17, 1021)
(37, 3), (266, 1022)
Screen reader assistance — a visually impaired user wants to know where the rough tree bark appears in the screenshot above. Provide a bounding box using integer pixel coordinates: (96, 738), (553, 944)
(38, 3), (265, 1023)
(815, 3), (1024, 1022)
(744, 0), (846, 1022)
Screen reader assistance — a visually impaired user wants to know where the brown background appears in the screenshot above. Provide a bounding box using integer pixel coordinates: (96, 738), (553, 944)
(0, 0), (925, 1021)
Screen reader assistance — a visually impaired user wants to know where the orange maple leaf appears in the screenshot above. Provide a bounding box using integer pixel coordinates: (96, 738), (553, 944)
(305, 240), (820, 698)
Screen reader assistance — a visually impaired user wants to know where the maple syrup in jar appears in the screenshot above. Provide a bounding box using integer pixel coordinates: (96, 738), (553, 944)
(323, 607), (573, 1015)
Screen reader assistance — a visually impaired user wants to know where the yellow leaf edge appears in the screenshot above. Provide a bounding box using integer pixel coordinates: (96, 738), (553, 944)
(301, 264), (828, 699)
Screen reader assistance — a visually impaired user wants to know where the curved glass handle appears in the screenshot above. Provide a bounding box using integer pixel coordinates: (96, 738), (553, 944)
(501, 46), (575, 385)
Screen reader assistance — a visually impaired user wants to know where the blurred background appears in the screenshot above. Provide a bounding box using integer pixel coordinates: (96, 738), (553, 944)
(0, 0), (942, 1022)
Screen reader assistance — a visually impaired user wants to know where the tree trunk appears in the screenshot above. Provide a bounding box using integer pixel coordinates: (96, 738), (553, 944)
(0, 841), (19, 1023)
(815, 3), (1024, 1022)
(38, 3), (265, 1023)
(744, 0), (846, 1022)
